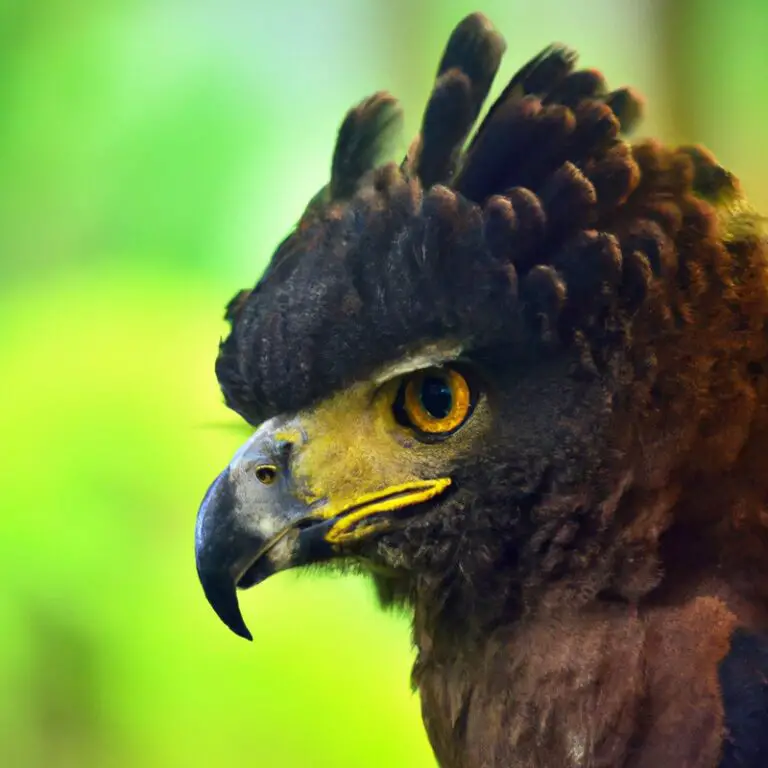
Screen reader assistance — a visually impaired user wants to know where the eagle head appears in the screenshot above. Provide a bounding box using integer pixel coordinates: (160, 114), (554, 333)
(194, 12), (767, 658)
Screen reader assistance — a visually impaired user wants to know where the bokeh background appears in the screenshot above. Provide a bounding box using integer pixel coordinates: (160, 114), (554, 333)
(2, 1), (767, 766)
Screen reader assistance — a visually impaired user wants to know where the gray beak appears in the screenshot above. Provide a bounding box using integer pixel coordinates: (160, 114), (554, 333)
(194, 423), (333, 640)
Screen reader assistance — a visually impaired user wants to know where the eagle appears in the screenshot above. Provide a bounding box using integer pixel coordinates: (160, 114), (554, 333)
(194, 12), (768, 767)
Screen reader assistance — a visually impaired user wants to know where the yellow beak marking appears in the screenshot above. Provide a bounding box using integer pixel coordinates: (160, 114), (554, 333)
(324, 478), (452, 546)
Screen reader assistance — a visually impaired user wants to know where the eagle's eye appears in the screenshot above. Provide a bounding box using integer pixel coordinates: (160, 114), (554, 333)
(394, 367), (475, 437)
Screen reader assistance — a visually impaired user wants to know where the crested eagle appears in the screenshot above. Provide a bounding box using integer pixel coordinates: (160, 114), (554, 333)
(194, 12), (768, 767)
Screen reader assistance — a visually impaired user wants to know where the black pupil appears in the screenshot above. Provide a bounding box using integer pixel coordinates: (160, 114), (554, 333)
(420, 376), (453, 419)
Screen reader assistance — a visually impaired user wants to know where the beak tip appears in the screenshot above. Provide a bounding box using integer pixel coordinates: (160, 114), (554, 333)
(212, 593), (254, 642)
(224, 600), (254, 641)
(224, 616), (253, 641)
(197, 567), (254, 642)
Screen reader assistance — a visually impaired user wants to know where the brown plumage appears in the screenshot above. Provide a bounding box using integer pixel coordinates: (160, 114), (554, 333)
(196, 12), (768, 767)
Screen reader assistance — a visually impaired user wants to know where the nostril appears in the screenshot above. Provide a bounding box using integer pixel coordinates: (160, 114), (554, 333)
(254, 465), (278, 485)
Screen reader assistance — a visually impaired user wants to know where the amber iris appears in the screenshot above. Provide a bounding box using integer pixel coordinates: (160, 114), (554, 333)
(400, 368), (472, 434)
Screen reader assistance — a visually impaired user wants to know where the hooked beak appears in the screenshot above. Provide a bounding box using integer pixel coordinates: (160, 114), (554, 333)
(194, 420), (451, 640)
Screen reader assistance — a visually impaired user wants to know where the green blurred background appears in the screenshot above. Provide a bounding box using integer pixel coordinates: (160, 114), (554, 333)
(2, 1), (767, 766)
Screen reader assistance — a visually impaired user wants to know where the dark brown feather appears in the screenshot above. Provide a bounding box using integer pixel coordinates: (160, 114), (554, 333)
(215, 13), (768, 767)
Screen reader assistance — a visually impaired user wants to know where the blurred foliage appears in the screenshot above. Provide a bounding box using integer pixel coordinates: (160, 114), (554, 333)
(1, 1), (766, 766)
